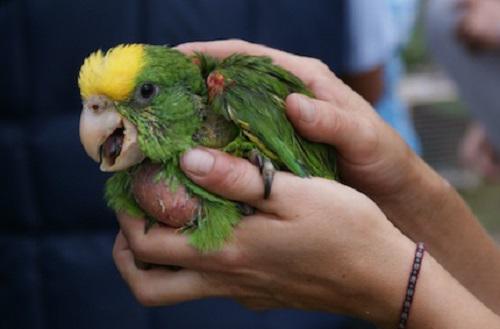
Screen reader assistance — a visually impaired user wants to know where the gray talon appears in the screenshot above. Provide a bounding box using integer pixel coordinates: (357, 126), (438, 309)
(248, 149), (275, 199)
(248, 149), (262, 168)
(237, 203), (256, 216)
(262, 159), (275, 199)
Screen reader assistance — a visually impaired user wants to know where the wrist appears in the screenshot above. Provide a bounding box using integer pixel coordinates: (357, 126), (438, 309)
(369, 245), (500, 329)
(346, 235), (417, 328)
(400, 254), (500, 329)
(377, 155), (451, 233)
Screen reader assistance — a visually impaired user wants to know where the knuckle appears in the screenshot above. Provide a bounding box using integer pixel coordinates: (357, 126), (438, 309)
(217, 246), (246, 269)
(112, 244), (121, 264)
(359, 117), (380, 150)
(308, 58), (330, 73)
(321, 105), (342, 135)
(132, 281), (160, 307)
(220, 160), (254, 192)
(228, 39), (249, 47)
(128, 234), (148, 259)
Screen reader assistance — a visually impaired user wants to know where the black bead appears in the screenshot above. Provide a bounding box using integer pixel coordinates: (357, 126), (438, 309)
(140, 83), (155, 99)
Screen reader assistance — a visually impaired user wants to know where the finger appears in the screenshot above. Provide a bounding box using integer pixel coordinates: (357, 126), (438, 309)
(456, 0), (475, 10)
(176, 39), (296, 61)
(285, 93), (381, 161)
(180, 148), (305, 212)
(112, 231), (216, 306)
(306, 73), (345, 102)
(175, 39), (338, 98)
(117, 213), (214, 270)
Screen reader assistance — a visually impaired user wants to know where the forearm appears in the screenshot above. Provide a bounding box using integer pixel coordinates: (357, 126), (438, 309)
(400, 255), (500, 329)
(380, 157), (500, 313)
(344, 235), (500, 329)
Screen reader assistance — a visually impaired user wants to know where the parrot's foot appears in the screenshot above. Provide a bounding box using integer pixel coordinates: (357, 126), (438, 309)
(181, 206), (203, 232)
(237, 202), (256, 216)
(248, 150), (275, 199)
(188, 200), (241, 251)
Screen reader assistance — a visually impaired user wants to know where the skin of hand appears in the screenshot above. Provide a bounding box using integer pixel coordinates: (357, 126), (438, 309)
(114, 40), (500, 314)
(460, 122), (500, 180)
(176, 40), (500, 312)
(174, 40), (500, 304)
(456, 0), (500, 51)
(115, 148), (500, 329)
(179, 40), (500, 313)
(116, 149), (417, 328)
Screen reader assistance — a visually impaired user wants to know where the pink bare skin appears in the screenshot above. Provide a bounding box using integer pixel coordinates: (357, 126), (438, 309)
(113, 40), (500, 328)
(131, 162), (199, 228)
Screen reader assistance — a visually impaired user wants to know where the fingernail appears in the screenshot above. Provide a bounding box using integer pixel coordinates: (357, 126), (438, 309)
(182, 149), (215, 176)
(297, 96), (315, 122)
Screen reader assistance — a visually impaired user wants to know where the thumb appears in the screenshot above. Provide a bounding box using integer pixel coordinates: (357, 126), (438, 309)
(285, 93), (380, 161)
(180, 148), (302, 213)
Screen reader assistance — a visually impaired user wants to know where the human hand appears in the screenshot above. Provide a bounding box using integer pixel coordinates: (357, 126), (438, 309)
(456, 0), (500, 51)
(113, 40), (500, 319)
(114, 148), (415, 328)
(176, 39), (442, 230)
(461, 122), (500, 180)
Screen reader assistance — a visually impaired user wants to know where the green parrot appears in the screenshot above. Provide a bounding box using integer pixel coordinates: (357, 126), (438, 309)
(78, 44), (337, 251)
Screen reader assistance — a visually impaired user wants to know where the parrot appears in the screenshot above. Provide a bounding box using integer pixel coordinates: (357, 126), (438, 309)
(78, 44), (337, 252)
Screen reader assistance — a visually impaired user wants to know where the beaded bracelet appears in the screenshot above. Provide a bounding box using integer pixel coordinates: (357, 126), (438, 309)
(398, 242), (425, 329)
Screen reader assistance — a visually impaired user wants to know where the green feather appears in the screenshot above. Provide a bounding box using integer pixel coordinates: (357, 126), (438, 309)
(203, 54), (337, 179)
(105, 171), (144, 218)
(186, 199), (240, 251)
(99, 45), (337, 252)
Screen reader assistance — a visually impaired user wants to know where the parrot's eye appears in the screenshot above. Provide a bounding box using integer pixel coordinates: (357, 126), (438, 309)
(135, 83), (159, 105)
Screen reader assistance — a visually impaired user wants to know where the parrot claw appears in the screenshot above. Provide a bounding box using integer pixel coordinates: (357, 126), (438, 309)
(248, 150), (275, 200)
(262, 160), (275, 199)
(237, 203), (256, 216)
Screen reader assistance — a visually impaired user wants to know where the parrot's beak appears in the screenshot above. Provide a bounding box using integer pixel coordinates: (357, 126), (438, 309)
(79, 95), (145, 172)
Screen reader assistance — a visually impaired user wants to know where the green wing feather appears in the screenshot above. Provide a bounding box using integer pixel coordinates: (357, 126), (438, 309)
(200, 54), (337, 179)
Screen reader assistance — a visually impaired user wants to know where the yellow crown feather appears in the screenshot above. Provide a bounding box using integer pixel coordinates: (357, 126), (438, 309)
(78, 44), (145, 101)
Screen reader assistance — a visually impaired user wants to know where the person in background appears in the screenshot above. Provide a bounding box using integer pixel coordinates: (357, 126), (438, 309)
(426, 0), (500, 179)
(345, 0), (422, 153)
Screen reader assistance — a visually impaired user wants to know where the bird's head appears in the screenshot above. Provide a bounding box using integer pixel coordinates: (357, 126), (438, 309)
(78, 44), (205, 172)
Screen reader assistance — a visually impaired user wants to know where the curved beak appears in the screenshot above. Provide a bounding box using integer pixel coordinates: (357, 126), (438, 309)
(79, 95), (145, 172)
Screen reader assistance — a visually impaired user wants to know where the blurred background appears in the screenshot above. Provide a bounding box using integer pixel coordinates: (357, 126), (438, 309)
(401, 0), (500, 242)
(1, 0), (499, 328)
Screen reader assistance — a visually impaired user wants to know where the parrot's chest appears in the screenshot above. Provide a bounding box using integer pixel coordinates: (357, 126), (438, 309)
(130, 162), (200, 228)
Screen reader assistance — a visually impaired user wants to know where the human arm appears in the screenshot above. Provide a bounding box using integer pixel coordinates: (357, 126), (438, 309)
(114, 148), (500, 328)
(175, 40), (500, 312)
(338, 0), (392, 105)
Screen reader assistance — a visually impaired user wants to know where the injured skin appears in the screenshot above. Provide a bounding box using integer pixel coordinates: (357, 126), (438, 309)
(131, 162), (200, 228)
